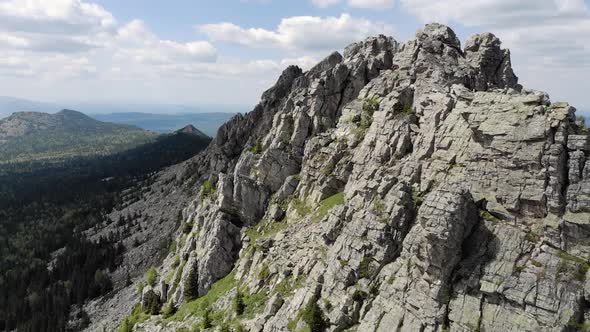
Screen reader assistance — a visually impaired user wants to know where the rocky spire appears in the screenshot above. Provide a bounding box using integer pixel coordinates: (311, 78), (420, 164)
(465, 32), (519, 91)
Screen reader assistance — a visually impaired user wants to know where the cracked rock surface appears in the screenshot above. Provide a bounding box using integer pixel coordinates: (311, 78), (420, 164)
(85, 23), (590, 332)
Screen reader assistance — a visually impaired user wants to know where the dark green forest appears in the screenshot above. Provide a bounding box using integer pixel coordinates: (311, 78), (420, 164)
(0, 132), (210, 331)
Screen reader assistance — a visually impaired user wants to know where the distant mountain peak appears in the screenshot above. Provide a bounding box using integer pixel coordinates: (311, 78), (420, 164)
(175, 124), (209, 138)
(0, 109), (157, 161)
(57, 109), (85, 116)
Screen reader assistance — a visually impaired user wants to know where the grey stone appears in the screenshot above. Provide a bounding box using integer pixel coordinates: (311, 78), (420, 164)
(83, 23), (590, 332)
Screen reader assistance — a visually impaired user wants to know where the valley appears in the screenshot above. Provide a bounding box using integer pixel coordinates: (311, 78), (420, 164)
(0, 112), (213, 331)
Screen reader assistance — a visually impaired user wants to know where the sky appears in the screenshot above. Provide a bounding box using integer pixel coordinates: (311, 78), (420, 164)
(0, 0), (589, 112)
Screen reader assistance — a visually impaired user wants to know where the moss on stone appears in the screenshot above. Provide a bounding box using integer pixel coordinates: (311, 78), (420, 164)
(313, 192), (344, 221)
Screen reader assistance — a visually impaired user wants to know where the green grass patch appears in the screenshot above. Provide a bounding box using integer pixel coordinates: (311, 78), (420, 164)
(180, 233), (188, 248)
(525, 231), (541, 243)
(287, 318), (299, 332)
(118, 304), (150, 332)
(411, 187), (425, 209)
(245, 220), (288, 242)
(401, 95), (414, 115)
(136, 281), (146, 295)
(172, 255), (181, 268)
(169, 240), (178, 255)
(372, 197), (385, 214)
(173, 261), (186, 289)
(162, 301), (177, 318)
(292, 197), (312, 217)
(352, 96), (381, 143)
(480, 209), (501, 225)
(557, 250), (590, 281)
(258, 263), (271, 281)
(313, 192), (344, 221)
(362, 96), (380, 116)
(571, 319), (590, 332)
(358, 257), (375, 279)
(251, 139), (263, 154)
(169, 271), (237, 321)
(353, 127), (368, 142)
(387, 276), (396, 285)
(322, 161), (335, 177)
(577, 115), (589, 134)
(145, 266), (157, 287)
(242, 290), (268, 318)
(200, 180), (216, 200)
(274, 275), (307, 297)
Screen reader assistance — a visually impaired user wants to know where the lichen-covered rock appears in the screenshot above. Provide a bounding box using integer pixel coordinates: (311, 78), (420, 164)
(94, 23), (590, 332)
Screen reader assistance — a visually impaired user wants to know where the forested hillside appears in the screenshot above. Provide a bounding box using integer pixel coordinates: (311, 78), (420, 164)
(0, 129), (211, 331)
(0, 110), (157, 164)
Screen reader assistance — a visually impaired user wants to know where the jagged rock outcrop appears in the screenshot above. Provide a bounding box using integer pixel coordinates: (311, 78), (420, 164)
(105, 23), (590, 332)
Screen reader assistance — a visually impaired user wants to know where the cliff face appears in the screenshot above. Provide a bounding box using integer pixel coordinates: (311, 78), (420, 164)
(115, 23), (590, 332)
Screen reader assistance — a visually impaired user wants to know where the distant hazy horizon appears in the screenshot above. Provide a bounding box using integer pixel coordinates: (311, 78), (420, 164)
(0, 95), (586, 122)
(0, 95), (247, 119)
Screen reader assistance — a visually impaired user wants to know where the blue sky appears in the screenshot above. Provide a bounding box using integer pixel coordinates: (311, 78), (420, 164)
(0, 0), (588, 113)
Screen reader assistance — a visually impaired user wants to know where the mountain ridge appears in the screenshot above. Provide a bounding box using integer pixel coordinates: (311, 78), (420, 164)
(175, 124), (209, 139)
(0, 109), (157, 164)
(80, 23), (590, 332)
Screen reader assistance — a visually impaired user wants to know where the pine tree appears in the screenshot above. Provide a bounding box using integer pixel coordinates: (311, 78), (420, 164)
(162, 301), (177, 318)
(184, 269), (199, 301)
(119, 318), (131, 332)
(233, 288), (245, 315)
(201, 308), (212, 329)
(301, 296), (327, 332)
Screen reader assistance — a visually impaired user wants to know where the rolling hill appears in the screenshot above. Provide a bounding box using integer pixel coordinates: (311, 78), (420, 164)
(0, 110), (158, 164)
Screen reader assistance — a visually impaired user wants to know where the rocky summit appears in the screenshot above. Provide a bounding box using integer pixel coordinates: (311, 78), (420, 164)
(90, 23), (590, 332)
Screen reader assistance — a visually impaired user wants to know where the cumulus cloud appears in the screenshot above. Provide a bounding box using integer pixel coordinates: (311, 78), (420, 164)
(401, 0), (588, 27)
(0, 1), (396, 105)
(0, 0), (115, 53)
(401, 0), (590, 106)
(401, 0), (590, 65)
(0, 0), (223, 81)
(115, 20), (218, 64)
(348, 0), (395, 9)
(198, 14), (394, 52)
(280, 56), (319, 70)
(0, 0), (116, 34)
(0, 0), (330, 104)
(309, 0), (341, 8)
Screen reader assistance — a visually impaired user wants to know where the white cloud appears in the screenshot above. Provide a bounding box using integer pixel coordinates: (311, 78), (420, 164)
(0, 1), (393, 106)
(400, 0), (590, 68)
(310, 0), (342, 8)
(280, 56), (319, 70)
(309, 0), (395, 9)
(0, 2), (220, 80)
(0, 1), (335, 106)
(401, 0), (590, 107)
(199, 13), (394, 52)
(0, 0), (115, 53)
(348, 0), (395, 9)
(401, 0), (588, 27)
(114, 20), (218, 64)
(0, 0), (116, 34)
